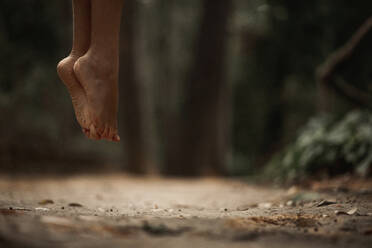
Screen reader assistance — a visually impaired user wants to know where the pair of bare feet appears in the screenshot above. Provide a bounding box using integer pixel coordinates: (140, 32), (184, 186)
(57, 0), (123, 142)
(57, 52), (120, 141)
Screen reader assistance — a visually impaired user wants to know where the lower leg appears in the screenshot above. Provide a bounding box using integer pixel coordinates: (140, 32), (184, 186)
(90, 0), (123, 63)
(70, 0), (91, 57)
(74, 0), (123, 141)
(57, 0), (91, 131)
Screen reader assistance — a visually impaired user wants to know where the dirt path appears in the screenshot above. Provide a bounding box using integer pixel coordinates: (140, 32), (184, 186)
(0, 174), (371, 248)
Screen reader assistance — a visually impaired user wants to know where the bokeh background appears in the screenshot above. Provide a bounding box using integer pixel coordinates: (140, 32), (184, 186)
(1, 0), (371, 181)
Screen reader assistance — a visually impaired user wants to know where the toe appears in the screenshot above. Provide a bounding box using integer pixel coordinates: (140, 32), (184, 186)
(82, 128), (90, 138)
(104, 127), (114, 141)
(101, 126), (110, 140)
(97, 126), (105, 137)
(113, 134), (120, 142)
(109, 128), (120, 142)
(89, 124), (100, 140)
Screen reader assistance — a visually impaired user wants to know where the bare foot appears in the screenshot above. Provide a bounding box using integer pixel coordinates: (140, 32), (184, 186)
(57, 55), (91, 135)
(73, 52), (120, 142)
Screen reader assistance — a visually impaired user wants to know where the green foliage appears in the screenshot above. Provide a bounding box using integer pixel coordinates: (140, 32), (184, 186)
(265, 110), (372, 183)
(232, 0), (372, 170)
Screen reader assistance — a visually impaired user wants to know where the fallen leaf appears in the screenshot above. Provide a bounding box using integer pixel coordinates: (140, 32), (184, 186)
(68, 203), (83, 207)
(9, 207), (32, 211)
(38, 199), (54, 205)
(316, 199), (337, 207)
(335, 208), (359, 216)
(35, 207), (49, 211)
(335, 210), (347, 215)
(347, 208), (358, 215)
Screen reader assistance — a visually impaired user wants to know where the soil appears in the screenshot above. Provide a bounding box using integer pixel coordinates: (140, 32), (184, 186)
(0, 174), (371, 248)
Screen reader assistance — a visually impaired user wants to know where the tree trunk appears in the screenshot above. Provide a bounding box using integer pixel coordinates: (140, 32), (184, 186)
(163, 0), (232, 176)
(119, 0), (149, 174)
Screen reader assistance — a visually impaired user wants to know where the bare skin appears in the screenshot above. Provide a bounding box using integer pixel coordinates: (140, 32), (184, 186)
(57, 0), (91, 136)
(57, 0), (123, 142)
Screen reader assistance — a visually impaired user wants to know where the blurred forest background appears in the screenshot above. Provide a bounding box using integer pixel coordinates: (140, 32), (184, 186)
(1, 0), (372, 181)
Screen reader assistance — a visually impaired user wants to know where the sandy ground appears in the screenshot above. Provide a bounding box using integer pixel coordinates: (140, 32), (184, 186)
(0, 174), (371, 248)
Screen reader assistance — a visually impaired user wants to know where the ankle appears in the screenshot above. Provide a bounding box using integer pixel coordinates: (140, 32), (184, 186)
(69, 50), (84, 59)
(84, 51), (118, 78)
(74, 52), (118, 87)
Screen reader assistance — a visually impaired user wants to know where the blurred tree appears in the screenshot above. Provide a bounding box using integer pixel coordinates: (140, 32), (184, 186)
(163, 0), (232, 176)
(232, 0), (372, 174)
(317, 16), (372, 110)
(119, 0), (151, 174)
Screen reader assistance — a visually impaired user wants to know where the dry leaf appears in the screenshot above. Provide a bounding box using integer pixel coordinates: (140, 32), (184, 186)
(35, 207), (49, 211)
(9, 207), (32, 211)
(68, 203), (83, 207)
(38, 199), (54, 205)
(316, 199), (336, 207)
(347, 208), (358, 215)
